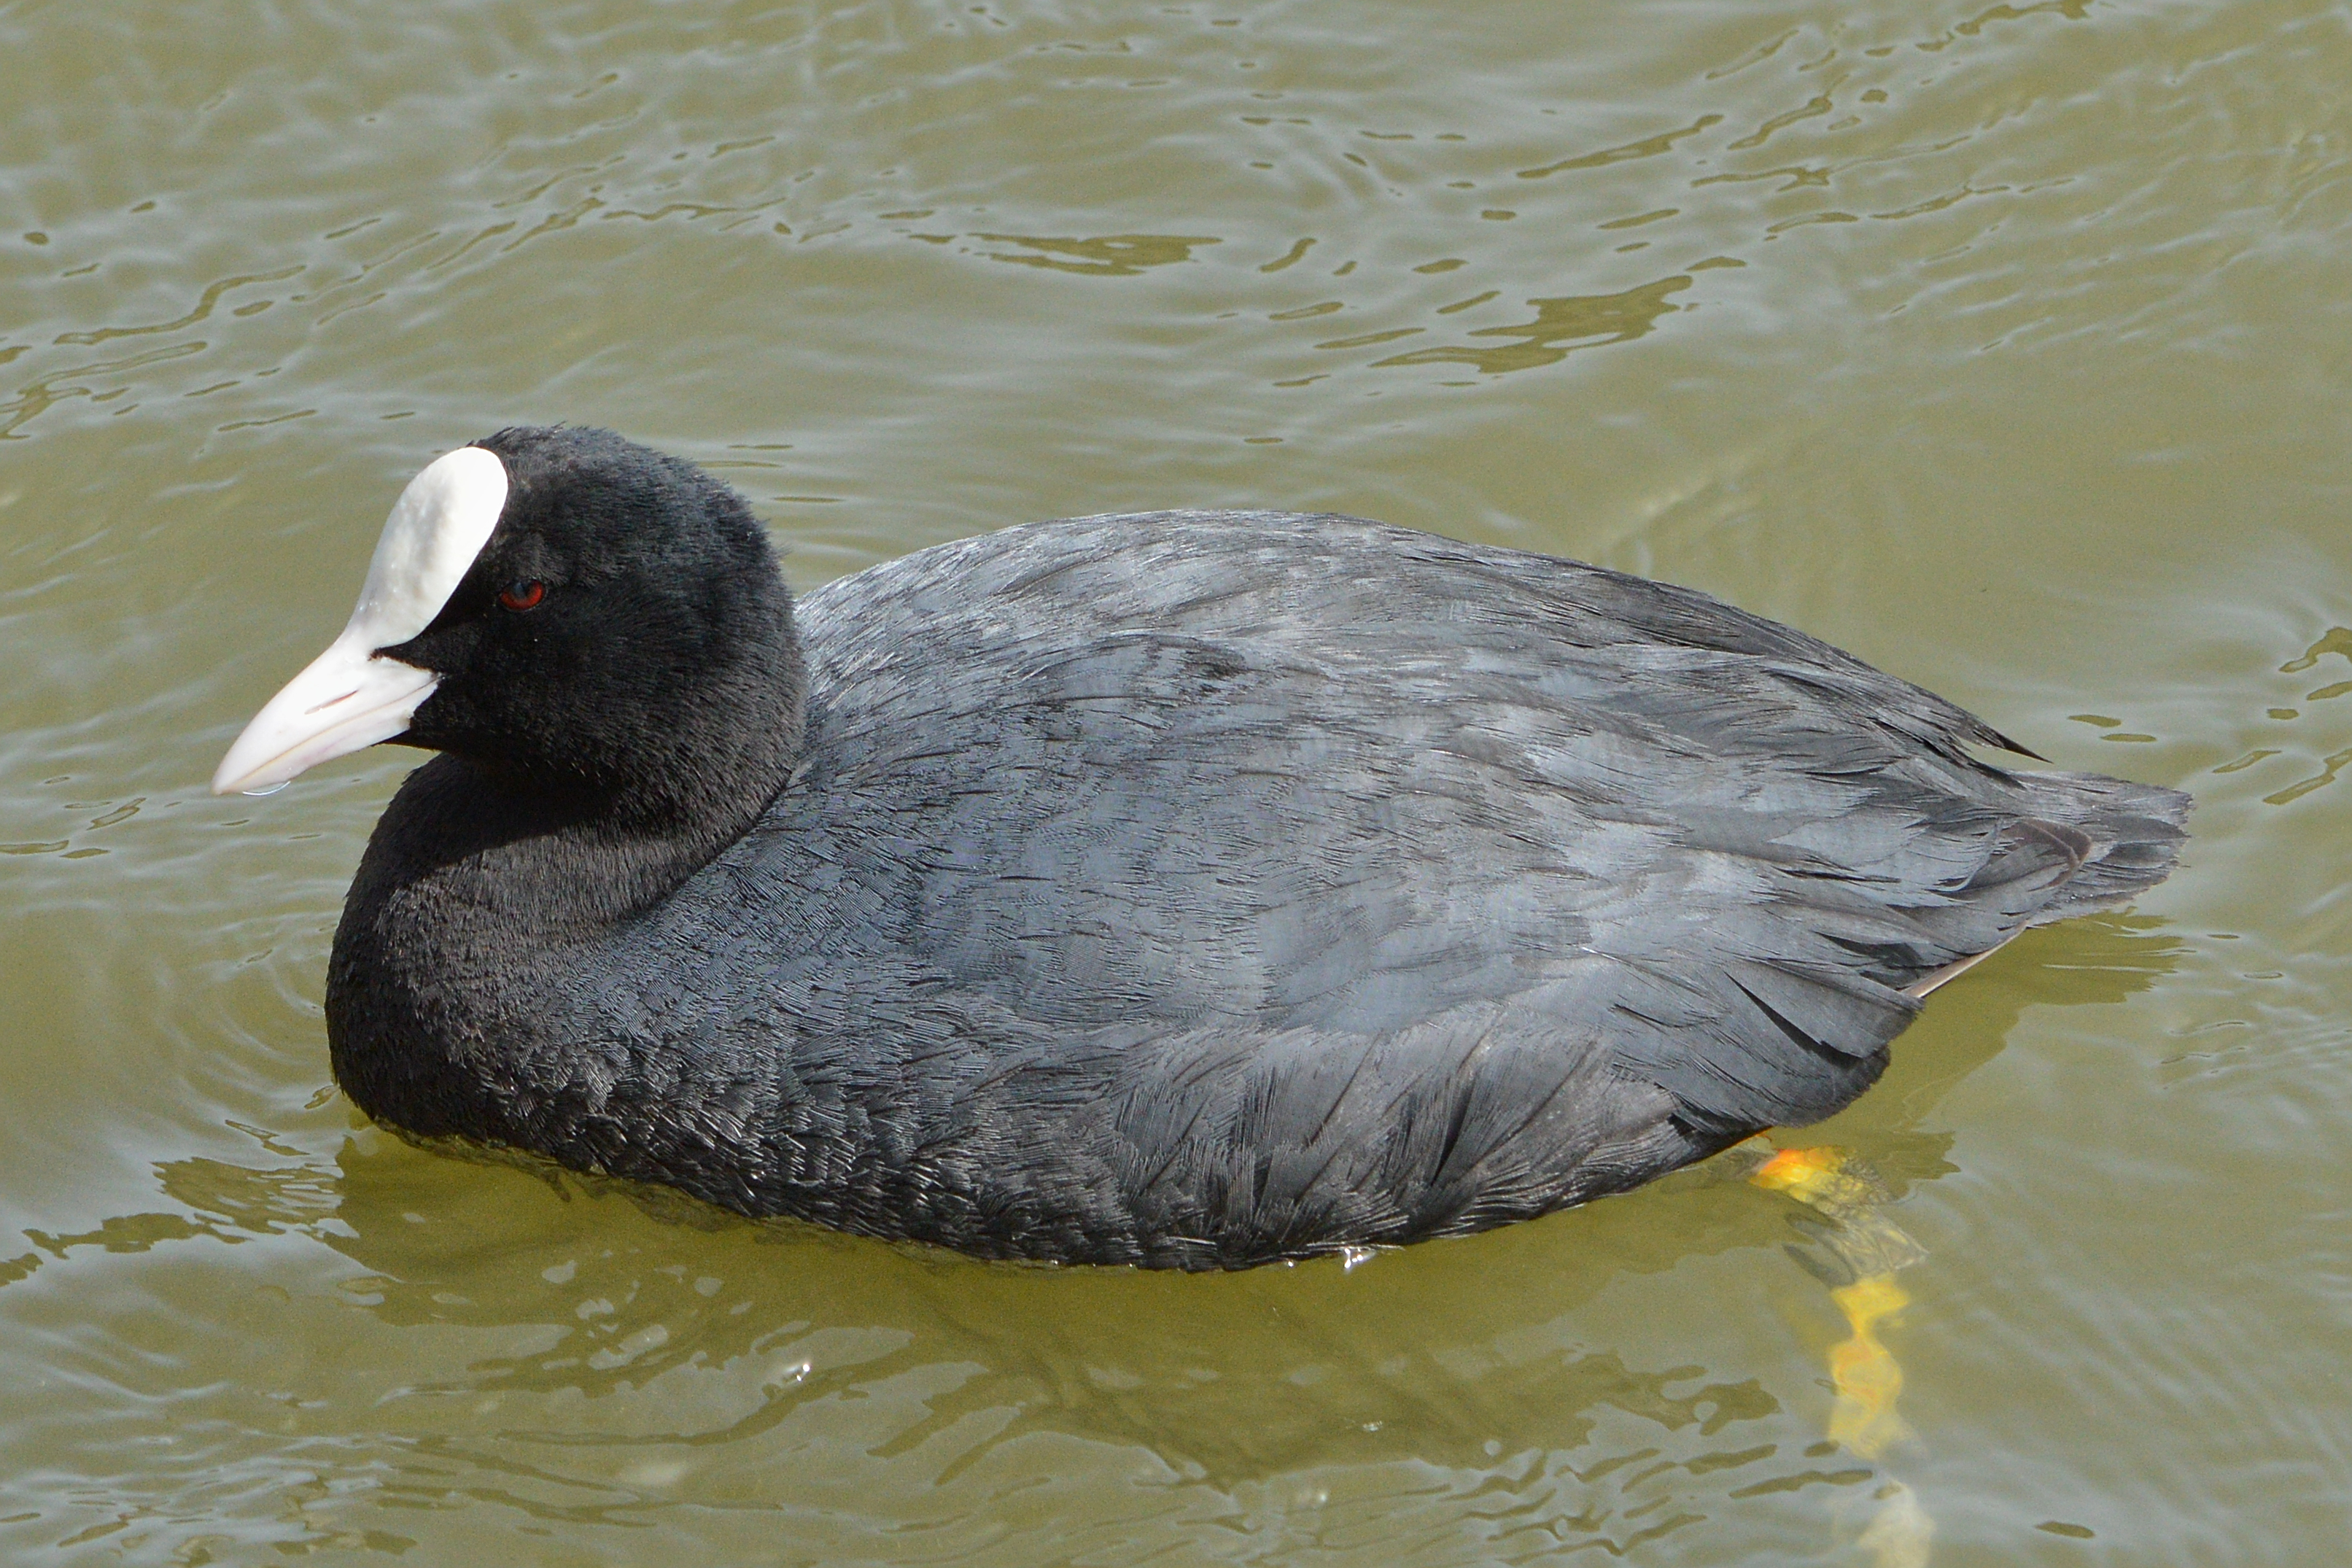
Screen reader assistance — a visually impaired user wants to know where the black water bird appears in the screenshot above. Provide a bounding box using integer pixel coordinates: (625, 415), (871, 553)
(214, 427), (2189, 1268)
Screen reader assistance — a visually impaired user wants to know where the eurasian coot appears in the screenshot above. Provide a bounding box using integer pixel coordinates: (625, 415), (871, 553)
(214, 427), (2188, 1268)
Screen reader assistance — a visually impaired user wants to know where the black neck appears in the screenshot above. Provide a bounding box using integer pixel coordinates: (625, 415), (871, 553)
(324, 632), (807, 1134)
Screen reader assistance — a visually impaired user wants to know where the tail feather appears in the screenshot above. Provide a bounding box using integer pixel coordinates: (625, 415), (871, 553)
(2014, 770), (2192, 924)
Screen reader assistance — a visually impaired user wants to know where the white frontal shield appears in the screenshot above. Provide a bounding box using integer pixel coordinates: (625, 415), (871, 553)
(211, 445), (509, 796)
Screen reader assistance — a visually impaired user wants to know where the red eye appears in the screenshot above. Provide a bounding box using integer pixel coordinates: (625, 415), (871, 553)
(497, 580), (545, 612)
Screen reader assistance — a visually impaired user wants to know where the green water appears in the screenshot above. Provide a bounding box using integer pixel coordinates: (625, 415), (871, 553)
(4, 1), (2347, 1562)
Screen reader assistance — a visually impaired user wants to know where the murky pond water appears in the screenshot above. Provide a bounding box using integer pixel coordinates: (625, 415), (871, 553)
(4, 1), (2348, 1561)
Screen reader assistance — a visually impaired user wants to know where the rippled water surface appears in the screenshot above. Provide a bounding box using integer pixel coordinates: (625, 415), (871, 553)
(5, 1), (2349, 1562)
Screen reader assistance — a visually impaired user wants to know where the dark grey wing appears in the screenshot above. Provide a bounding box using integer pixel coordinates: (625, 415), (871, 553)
(743, 512), (2185, 1264)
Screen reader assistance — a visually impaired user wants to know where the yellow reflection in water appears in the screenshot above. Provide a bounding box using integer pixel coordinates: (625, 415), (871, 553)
(1825, 1275), (1910, 1459)
(1751, 1144), (1933, 1565)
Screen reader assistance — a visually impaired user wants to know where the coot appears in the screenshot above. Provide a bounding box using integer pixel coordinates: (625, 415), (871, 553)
(214, 427), (2188, 1268)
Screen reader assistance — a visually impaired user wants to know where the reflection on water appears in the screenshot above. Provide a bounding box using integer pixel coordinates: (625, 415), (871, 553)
(27, 1144), (1822, 1556)
(2240, 626), (2352, 806)
(974, 233), (1223, 276)
(1374, 276), (1694, 374)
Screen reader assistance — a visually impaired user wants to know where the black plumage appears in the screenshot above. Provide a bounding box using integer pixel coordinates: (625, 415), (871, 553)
(308, 426), (2187, 1268)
